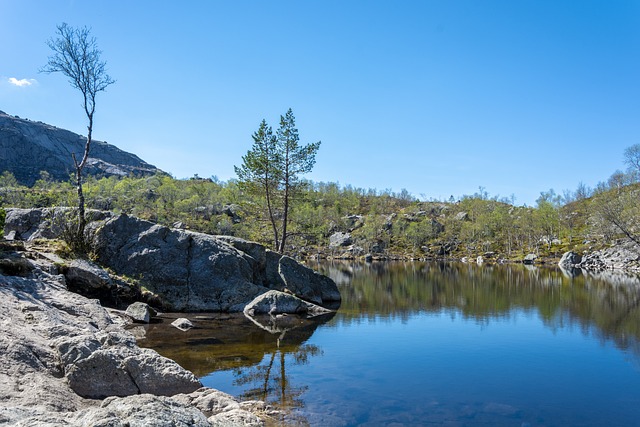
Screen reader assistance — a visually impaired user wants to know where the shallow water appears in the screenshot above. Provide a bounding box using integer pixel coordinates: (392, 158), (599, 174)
(138, 262), (640, 426)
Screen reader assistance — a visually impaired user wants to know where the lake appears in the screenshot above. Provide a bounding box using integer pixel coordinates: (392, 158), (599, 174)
(138, 261), (640, 426)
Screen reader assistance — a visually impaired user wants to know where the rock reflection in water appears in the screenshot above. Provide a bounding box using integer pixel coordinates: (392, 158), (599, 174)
(139, 262), (640, 426)
(137, 311), (334, 423)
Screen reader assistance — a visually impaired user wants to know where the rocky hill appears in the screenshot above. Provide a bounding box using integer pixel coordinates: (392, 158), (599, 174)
(0, 110), (162, 185)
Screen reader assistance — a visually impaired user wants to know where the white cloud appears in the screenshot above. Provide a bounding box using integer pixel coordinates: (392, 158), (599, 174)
(8, 77), (37, 87)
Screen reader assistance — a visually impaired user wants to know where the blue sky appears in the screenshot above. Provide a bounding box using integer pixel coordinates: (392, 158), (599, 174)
(2, 1), (639, 205)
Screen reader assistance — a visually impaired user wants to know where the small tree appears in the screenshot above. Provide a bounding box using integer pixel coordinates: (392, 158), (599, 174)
(275, 109), (321, 252)
(236, 109), (320, 253)
(41, 23), (115, 234)
(234, 120), (282, 249)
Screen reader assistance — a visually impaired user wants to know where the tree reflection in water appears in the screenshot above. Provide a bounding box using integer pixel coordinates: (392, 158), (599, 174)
(138, 261), (640, 424)
(233, 314), (324, 422)
(137, 310), (333, 424)
(316, 261), (640, 358)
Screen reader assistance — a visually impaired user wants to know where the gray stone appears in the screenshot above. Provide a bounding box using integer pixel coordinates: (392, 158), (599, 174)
(92, 214), (266, 312)
(125, 302), (156, 323)
(4, 207), (113, 242)
(222, 204), (242, 223)
(455, 211), (469, 221)
(123, 349), (202, 396)
(80, 394), (211, 427)
(278, 256), (341, 305)
(523, 253), (538, 264)
(64, 258), (113, 290)
(0, 245), (270, 426)
(172, 318), (194, 331)
(559, 251), (582, 269)
(243, 290), (332, 317)
(65, 348), (140, 398)
(61, 331), (202, 398)
(6, 209), (341, 313)
(329, 232), (352, 247)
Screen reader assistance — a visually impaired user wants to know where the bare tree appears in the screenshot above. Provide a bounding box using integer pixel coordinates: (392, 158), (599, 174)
(235, 120), (282, 249)
(41, 23), (115, 234)
(624, 143), (640, 182)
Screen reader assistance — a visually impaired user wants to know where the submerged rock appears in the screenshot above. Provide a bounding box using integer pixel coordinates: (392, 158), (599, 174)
(172, 318), (194, 331)
(243, 290), (333, 317)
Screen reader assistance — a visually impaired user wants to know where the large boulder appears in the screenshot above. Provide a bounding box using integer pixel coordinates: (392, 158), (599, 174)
(277, 256), (341, 305)
(92, 214), (340, 311)
(92, 214), (267, 312)
(559, 251), (582, 269)
(243, 290), (332, 317)
(5, 209), (341, 313)
(63, 258), (114, 293)
(59, 330), (202, 399)
(4, 207), (114, 242)
(4, 207), (67, 241)
(125, 302), (156, 323)
(329, 232), (352, 247)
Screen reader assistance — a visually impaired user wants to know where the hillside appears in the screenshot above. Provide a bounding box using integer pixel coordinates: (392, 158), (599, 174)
(0, 111), (162, 185)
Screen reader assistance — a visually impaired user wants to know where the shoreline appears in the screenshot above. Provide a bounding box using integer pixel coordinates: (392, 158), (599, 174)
(0, 241), (282, 426)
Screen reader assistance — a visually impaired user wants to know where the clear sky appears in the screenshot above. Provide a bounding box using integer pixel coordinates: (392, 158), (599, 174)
(2, 1), (639, 205)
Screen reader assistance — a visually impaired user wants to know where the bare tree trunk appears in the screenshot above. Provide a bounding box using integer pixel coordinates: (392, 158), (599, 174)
(279, 181), (289, 253)
(74, 157), (86, 234)
(265, 185), (280, 250)
(74, 112), (93, 235)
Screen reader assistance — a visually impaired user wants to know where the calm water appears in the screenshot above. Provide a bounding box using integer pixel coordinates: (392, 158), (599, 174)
(138, 262), (640, 426)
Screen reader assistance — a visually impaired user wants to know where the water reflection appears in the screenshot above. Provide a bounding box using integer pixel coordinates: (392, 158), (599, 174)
(137, 311), (333, 424)
(138, 262), (640, 424)
(316, 261), (640, 356)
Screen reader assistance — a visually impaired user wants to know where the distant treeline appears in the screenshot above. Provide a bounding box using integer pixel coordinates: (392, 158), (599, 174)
(0, 156), (638, 260)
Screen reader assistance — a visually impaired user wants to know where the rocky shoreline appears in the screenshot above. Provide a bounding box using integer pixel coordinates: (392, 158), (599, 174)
(1, 208), (345, 426)
(318, 235), (640, 274)
(0, 241), (279, 426)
